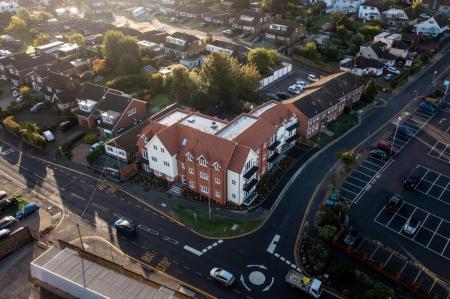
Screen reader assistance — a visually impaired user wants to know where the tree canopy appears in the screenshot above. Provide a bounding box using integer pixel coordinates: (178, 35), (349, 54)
(247, 48), (279, 75)
(103, 30), (141, 73)
(67, 32), (86, 47)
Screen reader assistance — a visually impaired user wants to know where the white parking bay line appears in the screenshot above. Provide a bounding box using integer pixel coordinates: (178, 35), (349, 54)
(91, 202), (108, 211)
(70, 192), (86, 201)
(183, 245), (203, 256)
(339, 186), (358, 195)
(163, 236), (179, 245)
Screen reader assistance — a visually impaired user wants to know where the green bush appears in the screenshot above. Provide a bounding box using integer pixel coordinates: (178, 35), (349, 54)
(319, 224), (338, 240)
(409, 59), (423, 75)
(106, 74), (148, 93)
(83, 133), (98, 144)
(328, 259), (354, 283)
(85, 145), (104, 165)
(305, 238), (330, 274)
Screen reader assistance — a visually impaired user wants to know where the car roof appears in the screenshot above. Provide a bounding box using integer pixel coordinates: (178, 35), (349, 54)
(217, 269), (233, 280)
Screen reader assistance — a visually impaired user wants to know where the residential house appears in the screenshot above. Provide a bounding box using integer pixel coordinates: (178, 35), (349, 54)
(205, 40), (248, 58)
(414, 14), (449, 36)
(323, 0), (363, 14)
(0, 0), (20, 13)
(85, 0), (111, 16)
(381, 7), (418, 28)
(422, 0), (450, 15)
(74, 83), (109, 129)
(137, 101), (297, 206)
(52, 87), (82, 111)
(163, 32), (206, 69)
(4, 53), (57, 86)
(159, 0), (188, 15)
(203, 11), (234, 26)
(358, 0), (385, 21)
(373, 32), (410, 58)
(176, 5), (208, 21)
(339, 56), (385, 76)
(231, 10), (269, 34)
(284, 72), (364, 141)
(103, 119), (151, 180)
(358, 41), (397, 66)
(27, 61), (78, 94)
(264, 20), (305, 46)
(0, 52), (29, 81)
(95, 90), (148, 138)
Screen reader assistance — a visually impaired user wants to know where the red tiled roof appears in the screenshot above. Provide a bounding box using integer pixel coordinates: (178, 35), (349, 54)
(234, 117), (277, 150)
(251, 101), (294, 127)
(228, 144), (251, 173)
(136, 122), (167, 148)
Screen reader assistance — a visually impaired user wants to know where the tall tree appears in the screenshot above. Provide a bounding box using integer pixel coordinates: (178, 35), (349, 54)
(4, 16), (27, 35)
(103, 30), (141, 73)
(262, 0), (289, 14)
(412, 0), (422, 12)
(67, 33), (86, 47)
(32, 33), (49, 46)
(103, 30), (125, 68)
(117, 53), (141, 75)
(167, 65), (197, 103)
(247, 48), (279, 75)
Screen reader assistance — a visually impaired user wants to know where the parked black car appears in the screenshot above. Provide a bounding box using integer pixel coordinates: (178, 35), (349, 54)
(385, 194), (403, 211)
(396, 125), (414, 138)
(0, 197), (18, 212)
(58, 120), (75, 131)
(404, 167), (426, 189)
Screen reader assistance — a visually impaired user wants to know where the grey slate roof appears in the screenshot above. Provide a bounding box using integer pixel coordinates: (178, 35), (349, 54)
(96, 91), (132, 113)
(285, 72), (364, 119)
(107, 119), (150, 153)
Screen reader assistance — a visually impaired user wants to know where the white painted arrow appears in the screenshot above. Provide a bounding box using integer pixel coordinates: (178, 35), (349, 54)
(246, 264), (267, 270)
(240, 275), (252, 291)
(262, 277), (274, 292)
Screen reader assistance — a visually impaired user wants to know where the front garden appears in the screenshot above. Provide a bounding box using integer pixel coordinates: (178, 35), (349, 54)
(0, 194), (31, 218)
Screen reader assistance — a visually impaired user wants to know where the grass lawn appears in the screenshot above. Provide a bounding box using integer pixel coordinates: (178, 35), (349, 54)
(150, 93), (170, 110)
(311, 14), (332, 28)
(172, 205), (262, 238)
(0, 194), (31, 218)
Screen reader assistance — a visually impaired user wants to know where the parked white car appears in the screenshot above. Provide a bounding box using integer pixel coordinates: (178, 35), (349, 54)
(386, 66), (400, 75)
(16, 96), (23, 103)
(403, 217), (420, 235)
(43, 130), (55, 142)
(307, 74), (318, 82)
(288, 84), (302, 94)
(12, 90), (21, 98)
(296, 80), (308, 88)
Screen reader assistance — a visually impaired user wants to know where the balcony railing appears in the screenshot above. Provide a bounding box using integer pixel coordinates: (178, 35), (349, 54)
(268, 140), (280, 151)
(243, 165), (259, 179)
(267, 152), (279, 163)
(243, 178), (258, 192)
(286, 122), (297, 131)
(285, 133), (298, 144)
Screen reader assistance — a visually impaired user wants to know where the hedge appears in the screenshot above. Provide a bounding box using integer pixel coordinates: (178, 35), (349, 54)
(390, 71), (410, 88)
(86, 144), (104, 165)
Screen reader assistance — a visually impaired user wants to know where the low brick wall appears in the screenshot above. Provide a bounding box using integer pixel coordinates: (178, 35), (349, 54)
(0, 226), (34, 259)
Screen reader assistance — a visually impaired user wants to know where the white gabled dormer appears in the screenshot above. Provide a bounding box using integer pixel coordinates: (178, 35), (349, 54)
(146, 135), (178, 181)
(227, 149), (258, 206)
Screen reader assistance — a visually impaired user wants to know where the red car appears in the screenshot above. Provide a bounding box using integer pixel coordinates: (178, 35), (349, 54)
(377, 140), (399, 155)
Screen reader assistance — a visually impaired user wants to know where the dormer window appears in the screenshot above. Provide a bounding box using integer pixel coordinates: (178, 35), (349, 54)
(187, 153), (193, 161)
(199, 157), (207, 166)
(214, 163), (220, 171)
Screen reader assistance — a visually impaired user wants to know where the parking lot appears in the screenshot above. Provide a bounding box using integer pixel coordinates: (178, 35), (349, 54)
(339, 106), (436, 206)
(346, 101), (450, 281)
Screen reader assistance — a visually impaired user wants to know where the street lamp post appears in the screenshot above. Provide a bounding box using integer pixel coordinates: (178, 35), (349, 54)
(391, 117), (400, 156)
(432, 70), (437, 83)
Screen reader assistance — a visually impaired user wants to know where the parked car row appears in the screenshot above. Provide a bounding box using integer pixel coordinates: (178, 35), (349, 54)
(10, 86), (22, 103)
(287, 75), (318, 95)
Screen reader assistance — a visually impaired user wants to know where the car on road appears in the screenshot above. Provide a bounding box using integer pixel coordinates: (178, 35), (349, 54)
(396, 125), (414, 138)
(307, 74), (318, 82)
(404, 167), (426, 189)
(419, 101), (437, 113)
(0, 197), (18, 213)
(377, 140), (398, 155)
(385, 194), (403, 211)
(384, 73), (395, 81)
(58, 120), (75, 131)
(0, 191), (7, 200)
(278, 45), (288, 53)
(288, 84), (302, 94)
(252, 36), (263, 43)
(403, 217), (420, 235)
(386, 66), (400, 74)
(0, 228), (11, 240)
(43, 130), (55, 142)
(16, 202), (39, 219)
(209, 268), (235, 286)
(265, 92), (279, 101)
(30, 102), (46, 113)
(276, 92), (290, 100)
(222, 29), (233, 37)
(0, 216), (17, 230)
(114, 218), (136, 235)
(369, 149), (389, 160)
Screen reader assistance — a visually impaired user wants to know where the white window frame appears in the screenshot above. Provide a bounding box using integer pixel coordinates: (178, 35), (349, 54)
(200, 185), (209, 193)
(189, 167), (194, 174)
(200, 172), (209, 180)
(215, 177), (220, 184)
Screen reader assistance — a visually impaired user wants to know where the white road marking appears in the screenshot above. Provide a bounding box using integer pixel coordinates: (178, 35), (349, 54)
(137, 224), (159, 235)
(163, 236), (179, 245)
(267, 234), (280, 254)
(183, 245), (203, 256)
(33, 173), (45, 180)
(91, 202), (108, 211)
(70, 192), (86, 201)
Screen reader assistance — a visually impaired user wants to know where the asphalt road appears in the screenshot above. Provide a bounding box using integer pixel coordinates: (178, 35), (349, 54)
(0, 49), (449, 299)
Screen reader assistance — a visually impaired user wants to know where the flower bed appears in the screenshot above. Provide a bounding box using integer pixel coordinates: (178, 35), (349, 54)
(131, 173), (169, 192)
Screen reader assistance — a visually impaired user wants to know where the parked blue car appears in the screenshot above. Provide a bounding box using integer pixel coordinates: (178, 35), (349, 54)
(114, 218), (136, 235)
(419, 101), (437, 113)
(16, 203), (39, 219)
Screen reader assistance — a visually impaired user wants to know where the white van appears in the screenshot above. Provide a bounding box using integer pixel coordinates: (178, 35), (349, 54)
(43, 130), (55, 142)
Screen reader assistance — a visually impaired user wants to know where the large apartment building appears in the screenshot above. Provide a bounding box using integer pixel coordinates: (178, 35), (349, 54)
(136, 101), (297, 206)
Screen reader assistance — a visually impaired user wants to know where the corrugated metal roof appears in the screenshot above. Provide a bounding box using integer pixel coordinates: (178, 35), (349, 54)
(32, 247), (183, 299)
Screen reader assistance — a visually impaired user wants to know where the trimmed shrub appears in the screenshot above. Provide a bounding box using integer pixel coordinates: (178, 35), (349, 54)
(86, 144), (104, 165)
(83, 133), (98, 144)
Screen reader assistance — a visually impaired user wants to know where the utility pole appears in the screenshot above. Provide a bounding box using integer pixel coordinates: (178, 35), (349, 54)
(391, 117), (400, 156)
(76, 223), (85, 251)
(432, 70), (437, 83)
